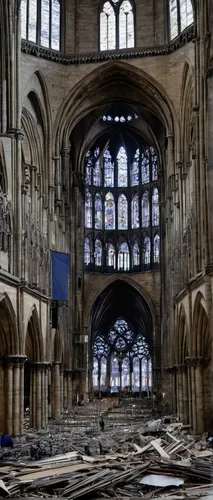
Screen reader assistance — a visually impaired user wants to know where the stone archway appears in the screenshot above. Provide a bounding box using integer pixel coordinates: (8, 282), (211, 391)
(87, 279), (158, 400)
(24, 306), (48, 429)
(191, 293), (212, 433)
(0, 293), (24, 436)
(176, 306), (190, 425)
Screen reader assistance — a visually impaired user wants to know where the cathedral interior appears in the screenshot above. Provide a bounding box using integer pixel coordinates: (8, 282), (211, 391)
(0, 0), (213, 438)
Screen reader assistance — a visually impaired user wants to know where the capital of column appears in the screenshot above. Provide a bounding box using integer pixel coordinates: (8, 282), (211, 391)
(185, 356), (210, 368)
(61, 148), (71, 158)
(32, 361), (50, 371)
(165, 365), (177, 374)
(6, 355), (27, 366)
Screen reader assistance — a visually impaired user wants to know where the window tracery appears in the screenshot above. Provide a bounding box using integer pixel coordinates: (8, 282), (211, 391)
(169, 0), (193, 40)
(93, 318), (152, 393)
(84, 142), (160, 272)
(21, 0), (60, 50)
(100, 0), (135, 51)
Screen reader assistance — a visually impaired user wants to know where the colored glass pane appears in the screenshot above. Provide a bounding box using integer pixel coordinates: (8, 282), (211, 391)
(131, 194), (139, 229)
(133, 242), (140, 266)
(106, 243), (116, 268)
(85, 190), (92, 228)
(85, 150), (92, 185)
(118, 242), (130, 270)
(41, 0), (50, 47)
(94, 239), (102, 266)
(100, 2), (116, 51)
(95, 193), (102, 229)
(28, 0), (37, 42)
(151, 147), (158, 181)
(131, 149), (140, 186)
(141, 150), (150, 184)
(154, 234), (160, 263)
(84, 237), (91, 265)
(142, 191), (150, 228)
(152, 187), (159, 226)
(51, 0), (60, 50)
(105, 192), (115, 230)
(21, 0), (27, 38)
(104, 148), (114, 187)
(117, 146), (128, 187)
(143, 236), (151, 265)
(119, 0), (134, 49)
(118, 194), (128, 230)
(180, 0), (193, 31)
(169, 0), (178, 39)
(94, 148), (101, 186)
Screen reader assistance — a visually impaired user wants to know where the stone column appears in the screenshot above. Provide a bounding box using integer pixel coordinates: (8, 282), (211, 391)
(64, 373), (68, 409)
(41, 366), (45, 428)
(130, 358), (133, 393)
(176, 365), (184, 422)
(19, 358), (26, 435)
(6, 358), (14, 435)
(106, 357), (111, 395)
(66, 370), (72, 409)
(182, 365), (189, 424)
(13, 361), (20, 436)
(195, 357), (205, 434)
(0, 358), (5, 433)
(53, 362), (61, 419)
(139, 358), (142, 398)
(60, 368), (64, 413)
(48, 366), (52, 418)
(36, 365), (42, 430)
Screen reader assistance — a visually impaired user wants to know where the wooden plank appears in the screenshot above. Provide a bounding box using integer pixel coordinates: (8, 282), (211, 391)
(150, 440), (170, 459)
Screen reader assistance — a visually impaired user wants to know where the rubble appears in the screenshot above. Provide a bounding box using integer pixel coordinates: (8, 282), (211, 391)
(1, 398), (213, 499)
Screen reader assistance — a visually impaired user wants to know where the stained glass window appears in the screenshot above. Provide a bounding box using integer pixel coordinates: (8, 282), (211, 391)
(142, 191), (150, 228)
(95, 193), (102, 229)
(21, 0), (27, 38)
(100, 0), (135, 51)
(131, 194), (139, 229)
(131, 149), (140, 186)
(117, 147), (128, 187)
(85, 142), (160, 272)
(94, 148), (101, 186)
(21, 0), (60, 50)
(104, 148), (114, 187)
(95, 239), (102, 266)
(151, 147), (158, 181)
(118, 242), (130, 271)
(119, 1), (134, 49)
(154, 234), (160, 263)
(141, 151), (150, 184)
(85, 151), (92, 185)
(100, 2), (116, 51)
(133, 242), (140, 266)
(105, 192), (115, 230)
(84, 237), (91, 265)
(85, 190), (92, 228)
(152, 188), (159, 226)
(118, 194), (128, 230)
(107, 243), (116, 268)
(143, 236), (151, 265)
(169, 0), (193, 40)
(51, 0), (60, 51)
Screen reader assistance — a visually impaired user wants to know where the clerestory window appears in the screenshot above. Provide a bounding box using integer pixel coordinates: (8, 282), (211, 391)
(84, 139), (160, 273)
(21, 0), (60, 51)
(100, 0), (135, 51)
(169, 0), (193, 40)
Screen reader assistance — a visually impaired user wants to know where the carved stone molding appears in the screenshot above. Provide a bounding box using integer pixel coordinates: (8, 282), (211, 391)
(21, 26), (194, 65)
(6, 355), (27, 366)
(185, 356), (210, 367)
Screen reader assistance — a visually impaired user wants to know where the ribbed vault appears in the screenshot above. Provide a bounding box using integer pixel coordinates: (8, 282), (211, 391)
(91, 280), (153, 352)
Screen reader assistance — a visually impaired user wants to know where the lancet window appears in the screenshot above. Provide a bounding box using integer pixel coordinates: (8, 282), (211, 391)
(21, 0), (60, 50)
(100, 0), (135, 51)
(169, 0), (193, 40)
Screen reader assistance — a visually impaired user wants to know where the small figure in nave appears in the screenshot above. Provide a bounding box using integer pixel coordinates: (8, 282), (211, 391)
(99, 416), (105, 432)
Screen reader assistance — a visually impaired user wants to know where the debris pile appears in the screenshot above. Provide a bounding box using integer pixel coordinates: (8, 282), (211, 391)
(1, 398), (213, 499)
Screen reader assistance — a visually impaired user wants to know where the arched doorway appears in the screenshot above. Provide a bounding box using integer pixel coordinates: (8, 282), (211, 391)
(0, 294), (24, 435)
(89, 280), (155, 399)
(24, 306), (47, 429)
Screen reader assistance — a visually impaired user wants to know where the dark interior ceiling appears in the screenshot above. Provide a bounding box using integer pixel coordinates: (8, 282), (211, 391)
(91, 280), (153, 350)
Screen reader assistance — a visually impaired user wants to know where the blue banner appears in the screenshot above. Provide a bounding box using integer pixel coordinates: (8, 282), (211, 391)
(51, 251), (70, 301)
